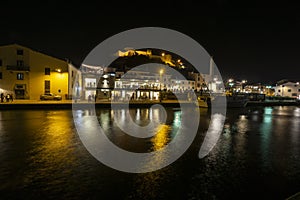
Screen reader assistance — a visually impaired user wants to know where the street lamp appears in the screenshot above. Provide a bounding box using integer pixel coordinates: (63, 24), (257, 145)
(241, 80), (247, 92)
(160, 69), (164, 75)
(159, 69), (164, 90)
(227, 79), (234, 95)
(159, 69), (164, 102)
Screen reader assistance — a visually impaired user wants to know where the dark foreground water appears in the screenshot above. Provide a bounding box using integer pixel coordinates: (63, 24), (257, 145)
(1, 106), (300, 199)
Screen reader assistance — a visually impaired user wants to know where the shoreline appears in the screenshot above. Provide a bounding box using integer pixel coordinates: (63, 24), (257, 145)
(246, 101), (300, 107)
(0, 100), (299, 110)
(0, 100), (188, 110)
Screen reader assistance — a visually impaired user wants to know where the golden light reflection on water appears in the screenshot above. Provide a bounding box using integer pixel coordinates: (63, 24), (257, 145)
(129, 168), (175, 200)
(151, 124), (171, 151)
(42, 112), (73, 152)
(128, 122), (174, 198)
(130, 124), (174, 200)
(24, 111), (77, 185)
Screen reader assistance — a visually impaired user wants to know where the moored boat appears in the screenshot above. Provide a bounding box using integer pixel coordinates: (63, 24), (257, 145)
(196, 96), (209, 108)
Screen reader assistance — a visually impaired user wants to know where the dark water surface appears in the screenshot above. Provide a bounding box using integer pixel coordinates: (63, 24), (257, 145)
(1, 106), (300, 199)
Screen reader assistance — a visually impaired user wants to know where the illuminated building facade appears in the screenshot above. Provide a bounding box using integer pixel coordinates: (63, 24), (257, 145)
(108, 70), (162, 101)
(275, 80), (300, 99)
(0, 44), (80, 100)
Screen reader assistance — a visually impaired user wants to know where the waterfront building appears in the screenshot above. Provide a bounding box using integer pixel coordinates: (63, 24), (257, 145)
(188, 72), (206, 92)
(243, 83), (275, 96)
(106, 70), (163, 101)
(198, 57), (224, 94)
(95, 67), (116, 100)
(80, 64), (107, 100)
(115, 49), (224, 94)
(94, 67), (201, 101)
(202, 73), (223, 93)
(225, 79), (275, 97)
(168, 78), (195, 92)
(274, 80), (300, 99)
(0, 44), (80, 100)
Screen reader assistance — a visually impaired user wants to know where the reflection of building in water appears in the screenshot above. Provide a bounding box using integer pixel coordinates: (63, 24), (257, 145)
(151, 124), (171, 150)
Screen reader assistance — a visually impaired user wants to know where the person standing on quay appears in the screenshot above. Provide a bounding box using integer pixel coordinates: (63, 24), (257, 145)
(10, 94), (13, 102)
(0, 93), (4, 103)
(5, 94), (10, 102)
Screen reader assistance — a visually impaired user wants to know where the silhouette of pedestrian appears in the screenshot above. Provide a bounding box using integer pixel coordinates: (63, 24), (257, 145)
(6, 94), (10, 102)
(0, 93), (4, 103)
(10, 94), (13, 102)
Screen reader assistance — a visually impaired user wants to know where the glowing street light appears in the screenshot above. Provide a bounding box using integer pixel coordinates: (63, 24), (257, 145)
(159, 69), (164, 92)
(228, 78), (234, 83)
(159, 69), (164, 75)
(158, 69), (165, 102)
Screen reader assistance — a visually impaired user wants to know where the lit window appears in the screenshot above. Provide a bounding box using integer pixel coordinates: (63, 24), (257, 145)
(17, 73), (24, 80)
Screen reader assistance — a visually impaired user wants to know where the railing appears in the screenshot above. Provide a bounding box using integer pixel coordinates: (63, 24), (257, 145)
(7, 65), (30, 71)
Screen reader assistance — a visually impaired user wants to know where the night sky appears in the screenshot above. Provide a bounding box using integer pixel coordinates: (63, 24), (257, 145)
(1, 1), (300, 83)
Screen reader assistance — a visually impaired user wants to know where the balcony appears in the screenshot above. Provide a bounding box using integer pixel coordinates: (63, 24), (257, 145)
(7, 65), (30, 71)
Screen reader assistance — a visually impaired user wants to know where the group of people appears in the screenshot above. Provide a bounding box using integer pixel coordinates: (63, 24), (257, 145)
(87, 94), (96, 102)
(0, 93), (14, 103)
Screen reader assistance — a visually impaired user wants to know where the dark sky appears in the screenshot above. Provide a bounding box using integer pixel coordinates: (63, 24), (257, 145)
(1, 1), (300, 83)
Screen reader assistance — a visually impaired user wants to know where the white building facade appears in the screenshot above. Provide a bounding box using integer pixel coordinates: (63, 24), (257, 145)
(274, 81), (300, 99)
